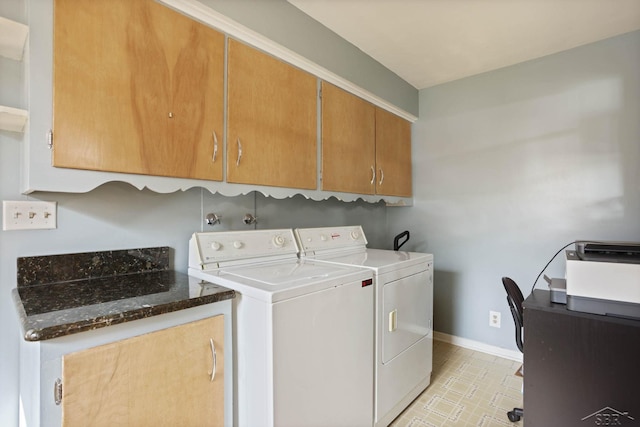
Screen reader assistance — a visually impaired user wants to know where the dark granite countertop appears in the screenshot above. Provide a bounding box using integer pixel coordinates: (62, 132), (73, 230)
(12, 247), (235, 341)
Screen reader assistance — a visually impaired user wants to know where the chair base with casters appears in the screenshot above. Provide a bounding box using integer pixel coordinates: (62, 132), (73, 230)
(502, 277), (525, 423)
(508, 407), (524, 422)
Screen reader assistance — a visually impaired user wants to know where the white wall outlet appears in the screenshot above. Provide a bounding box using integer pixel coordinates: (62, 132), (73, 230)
(2, 200), (57, 231)
(489, 310), (501, 328)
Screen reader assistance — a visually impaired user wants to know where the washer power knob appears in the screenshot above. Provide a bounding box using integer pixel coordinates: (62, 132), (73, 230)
(233, 241), (243, 249)
(210, 242), (222, 251)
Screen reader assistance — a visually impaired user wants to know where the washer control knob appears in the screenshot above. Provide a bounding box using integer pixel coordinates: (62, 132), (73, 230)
(210, 242), (222, 251)
(233, 241), (243, 249)
(272, 235), (286, 248)
(350, 230), (360, 240)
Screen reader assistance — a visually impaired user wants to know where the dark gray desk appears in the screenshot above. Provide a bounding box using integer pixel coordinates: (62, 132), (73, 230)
(523, 290), (640, 426)
(524, 290), (640, 427)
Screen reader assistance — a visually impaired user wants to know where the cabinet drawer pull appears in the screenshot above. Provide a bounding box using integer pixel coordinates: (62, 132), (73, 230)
(209, 338), (217, 382)
(236, 138), (243, 167)
(370, 166), (376, 185)
(212, 131), (218, 163)
(379, 168), (384, 186)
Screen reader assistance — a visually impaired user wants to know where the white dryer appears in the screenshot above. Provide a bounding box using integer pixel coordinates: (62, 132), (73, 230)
(295, 226), (433, 427)
(188, 229), (374, 427)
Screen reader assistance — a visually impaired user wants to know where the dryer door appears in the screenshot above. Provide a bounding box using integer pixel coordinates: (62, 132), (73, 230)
(382, 269), (432, 363)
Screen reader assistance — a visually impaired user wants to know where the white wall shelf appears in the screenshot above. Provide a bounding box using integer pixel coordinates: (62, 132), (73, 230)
(1, 15), (29, 133)
(0, 15), (28, 61)
(0, 105), (28, 133)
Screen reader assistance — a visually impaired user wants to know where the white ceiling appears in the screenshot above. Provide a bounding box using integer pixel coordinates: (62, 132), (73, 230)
(287, 0), (640, 89)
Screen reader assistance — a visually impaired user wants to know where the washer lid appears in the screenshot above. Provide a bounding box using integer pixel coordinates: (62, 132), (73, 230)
(214, 259), (373, 303)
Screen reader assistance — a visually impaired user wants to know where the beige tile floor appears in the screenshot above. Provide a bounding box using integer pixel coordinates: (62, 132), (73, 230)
(390, 340), (524, 427)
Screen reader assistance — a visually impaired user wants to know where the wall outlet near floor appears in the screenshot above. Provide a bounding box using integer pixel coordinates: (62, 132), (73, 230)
(489, 310), (501, 328)
(2, 200), (57, 231)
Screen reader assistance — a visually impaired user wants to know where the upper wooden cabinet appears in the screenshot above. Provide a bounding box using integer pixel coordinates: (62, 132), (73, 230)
(321, 82), (376, 195)
(375, 108), (412, 197)
(227, 39), (318, 190)
(321, 83), (412, 197)
(40, 1), (412, 201)
(52, 0), (225, 180)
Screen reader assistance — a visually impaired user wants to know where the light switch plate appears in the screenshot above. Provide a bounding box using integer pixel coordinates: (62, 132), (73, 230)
(2, 200), (57, 230)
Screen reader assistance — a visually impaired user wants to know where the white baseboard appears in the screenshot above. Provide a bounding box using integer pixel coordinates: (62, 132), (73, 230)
(434, 331), (523, 363)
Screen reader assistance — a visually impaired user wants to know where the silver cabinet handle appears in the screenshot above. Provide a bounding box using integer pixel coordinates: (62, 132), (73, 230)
(212, 131), (218, 163)
(209, 338), (217, 382)
(54, 378), (62, 405)
(379, 168), (384, 186)
(236, 138), (243, 167)
(370, 166), (376, 185)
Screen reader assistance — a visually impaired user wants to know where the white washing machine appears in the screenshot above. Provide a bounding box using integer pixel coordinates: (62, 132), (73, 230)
(188, 229), (374, 427)
(295, 226), (433, 427)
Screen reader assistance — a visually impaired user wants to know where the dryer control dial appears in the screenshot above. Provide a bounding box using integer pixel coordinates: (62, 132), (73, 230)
(233, 241), (243, 249)
(350, 230), (360, 240)
(210, 242), (222, 251)
(272, 235), (286, 248)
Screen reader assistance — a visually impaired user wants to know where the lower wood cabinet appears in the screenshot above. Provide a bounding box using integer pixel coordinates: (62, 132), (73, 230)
(19, 303), (232, 427)
(61, 316), (224, 426)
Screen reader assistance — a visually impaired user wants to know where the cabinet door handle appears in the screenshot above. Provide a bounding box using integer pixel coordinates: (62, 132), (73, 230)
(370, 166), (376, 185)
(379, 168), (384, 186)
(236, 138), (243, 167)
(212, 131), (218, 163)
(54, 378), (62, 405)
(209, 338), (217, 382)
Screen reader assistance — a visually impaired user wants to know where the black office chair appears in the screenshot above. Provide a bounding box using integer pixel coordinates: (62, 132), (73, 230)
(502, 277), (525, 423)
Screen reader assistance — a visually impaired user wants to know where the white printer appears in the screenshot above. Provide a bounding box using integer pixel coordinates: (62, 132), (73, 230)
(565, 242), (640, 319)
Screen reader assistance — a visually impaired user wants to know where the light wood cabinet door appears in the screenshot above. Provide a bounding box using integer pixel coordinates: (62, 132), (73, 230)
(53, 0), (224, 181)
(227, 39), (318, 189)
(321, 82), (376, 195)
(375, 108), (412, 197)
(61, 316), (224, 427)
